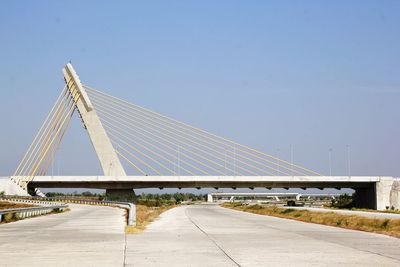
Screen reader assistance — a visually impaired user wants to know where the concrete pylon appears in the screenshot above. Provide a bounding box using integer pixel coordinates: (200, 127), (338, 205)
(63, 63), (126, 177)
(62, 64), (135, 200)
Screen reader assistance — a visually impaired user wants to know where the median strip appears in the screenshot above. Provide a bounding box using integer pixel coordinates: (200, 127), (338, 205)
(222, 203), (400, 238)
(125, 205), (176, 234)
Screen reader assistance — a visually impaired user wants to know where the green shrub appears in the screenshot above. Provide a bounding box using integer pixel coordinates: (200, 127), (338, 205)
(53, 208), (62, 213)
(3, 213), (16, 222)
(280, 208), (295, 214)
(287, 200), (296, 207)
(331, 194), (355, 208)
(381, 219), (390, 229)
(248, 204), (263, 210)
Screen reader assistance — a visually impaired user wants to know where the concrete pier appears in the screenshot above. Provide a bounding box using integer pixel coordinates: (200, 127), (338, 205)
(105, 188), (137, 202)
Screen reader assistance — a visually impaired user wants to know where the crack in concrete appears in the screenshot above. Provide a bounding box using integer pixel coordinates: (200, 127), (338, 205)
(184, 208), (241, 267)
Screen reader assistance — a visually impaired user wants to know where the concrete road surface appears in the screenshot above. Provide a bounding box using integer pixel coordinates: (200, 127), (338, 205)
(126, 204), (400, 267)
(1, 204), (400, 266)
(0, 204), (126, 267)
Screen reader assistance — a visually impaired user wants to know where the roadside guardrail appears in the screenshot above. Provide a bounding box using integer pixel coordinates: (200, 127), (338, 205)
(0, 197), (62, 206)
(0, 204), (68, 223)
(0, 196), (136, 226)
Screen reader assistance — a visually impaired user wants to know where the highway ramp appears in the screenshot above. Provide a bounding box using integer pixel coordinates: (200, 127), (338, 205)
(126, 204), (400, 266)
(1, 203), (399, 266)
(0, 204), (126, 267)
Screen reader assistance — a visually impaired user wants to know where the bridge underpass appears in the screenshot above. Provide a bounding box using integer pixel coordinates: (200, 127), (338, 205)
(2, 63), (399, 211)
(206, 192), (340, 203)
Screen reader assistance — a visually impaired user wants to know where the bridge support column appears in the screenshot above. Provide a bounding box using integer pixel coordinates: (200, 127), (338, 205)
(106, 189), (137, 203)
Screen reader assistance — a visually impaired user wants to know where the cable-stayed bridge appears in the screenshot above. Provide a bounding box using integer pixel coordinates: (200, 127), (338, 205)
(2, 63), (399, 210)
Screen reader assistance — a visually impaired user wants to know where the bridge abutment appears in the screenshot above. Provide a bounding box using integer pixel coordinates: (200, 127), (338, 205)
(355, 177), (400, 210)
(105, 188), (137, 202)
(0, 178), (29, 196)
(375, 177), (400, 210)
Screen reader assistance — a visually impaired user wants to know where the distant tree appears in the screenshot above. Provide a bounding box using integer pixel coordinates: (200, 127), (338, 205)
(81, 191), (94, 197)
(173, 193), (185, 203)
(45, 192), (56, 197)
(331, 194), (354, 208)
(136, 192), (205, 206)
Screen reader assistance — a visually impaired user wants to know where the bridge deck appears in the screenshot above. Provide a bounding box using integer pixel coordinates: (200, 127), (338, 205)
(13, 176), (384, 189)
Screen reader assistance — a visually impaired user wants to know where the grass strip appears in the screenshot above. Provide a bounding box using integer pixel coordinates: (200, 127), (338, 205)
(126, 205), (176, 234)
(329, 207), (400, 214)
(222, 203), (400, 238)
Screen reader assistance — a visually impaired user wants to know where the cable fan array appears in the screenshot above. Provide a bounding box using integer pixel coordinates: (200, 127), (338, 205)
(84, 85), (321, 177)
(12, 79), (79, 189)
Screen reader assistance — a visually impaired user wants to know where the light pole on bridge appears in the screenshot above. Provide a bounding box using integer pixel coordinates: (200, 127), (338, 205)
(347, 145), (351, 177)
(328, 148), (332, 176)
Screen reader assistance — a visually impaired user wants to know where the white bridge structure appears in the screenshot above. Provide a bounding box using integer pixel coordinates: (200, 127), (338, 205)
(206, 192), (340, 202)
(1, 63), (399, 210)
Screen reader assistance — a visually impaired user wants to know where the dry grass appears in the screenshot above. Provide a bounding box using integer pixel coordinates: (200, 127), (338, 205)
(125, 205), (176, 234)
(0, 201), (36, 210)
(222, 203), (400, 238)
(329, 207), (400, 215)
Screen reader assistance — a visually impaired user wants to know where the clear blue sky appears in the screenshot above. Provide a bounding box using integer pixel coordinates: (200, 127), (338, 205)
(1, 0), (400, 178)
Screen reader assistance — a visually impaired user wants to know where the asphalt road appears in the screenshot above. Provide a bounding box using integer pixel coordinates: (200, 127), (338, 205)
(126, 204), (400, 267)
(0, 204), (126, 267)
(1, 204), (400, 267)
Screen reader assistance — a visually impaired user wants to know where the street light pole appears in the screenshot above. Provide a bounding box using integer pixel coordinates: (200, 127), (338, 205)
(275, 148), (280, 175)
(290, 145), (294, 176)
(346, 145), (351, 177)
(328, 148), (332, 176)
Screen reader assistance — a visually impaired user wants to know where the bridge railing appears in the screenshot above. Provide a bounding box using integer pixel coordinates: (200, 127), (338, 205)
(0, 196), (136, 226)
